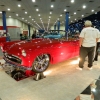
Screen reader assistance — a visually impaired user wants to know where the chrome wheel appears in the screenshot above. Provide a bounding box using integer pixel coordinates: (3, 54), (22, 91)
(32, 54), (50, 73)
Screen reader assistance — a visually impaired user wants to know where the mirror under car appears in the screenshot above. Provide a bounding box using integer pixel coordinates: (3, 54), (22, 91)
(74, 79), (100, 100)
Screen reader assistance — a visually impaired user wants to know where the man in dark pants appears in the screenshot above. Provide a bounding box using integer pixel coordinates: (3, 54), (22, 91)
(79, 46), (95, 69)
(94, 40), (100, 64)
(77, 20), (100, 70)
(32, 30), (36, 39)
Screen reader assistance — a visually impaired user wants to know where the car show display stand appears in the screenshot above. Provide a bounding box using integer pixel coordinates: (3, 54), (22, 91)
(0, 57), (100, 100)
(33, 72), (46, 81)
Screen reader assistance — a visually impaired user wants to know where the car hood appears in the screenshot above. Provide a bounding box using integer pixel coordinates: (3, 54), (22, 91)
(6, 38), (60, 54)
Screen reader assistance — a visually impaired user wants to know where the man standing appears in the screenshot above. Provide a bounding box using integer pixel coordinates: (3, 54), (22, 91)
(94, 38), (100, 64)
(32, 30), (36, 39)
(77, 20), (100, 70)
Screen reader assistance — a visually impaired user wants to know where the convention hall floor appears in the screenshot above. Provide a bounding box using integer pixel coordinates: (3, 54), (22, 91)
(0, 49), (100, 100)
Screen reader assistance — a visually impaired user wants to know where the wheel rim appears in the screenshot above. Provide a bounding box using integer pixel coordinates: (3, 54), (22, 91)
(33, 54), (49, 72)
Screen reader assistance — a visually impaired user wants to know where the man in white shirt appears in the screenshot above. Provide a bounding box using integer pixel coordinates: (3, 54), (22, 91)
(77, 20), (100, 70)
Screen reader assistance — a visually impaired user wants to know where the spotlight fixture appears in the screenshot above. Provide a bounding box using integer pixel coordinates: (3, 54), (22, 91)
(51, 5), (54, 8)
(32, 0), (35, 2)
(18, 4), (21, 7)
(8, 8), (10, 11)
(83, 5), (86, 9)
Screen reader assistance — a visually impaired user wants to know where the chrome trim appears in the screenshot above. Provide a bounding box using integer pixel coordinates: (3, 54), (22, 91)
(4, 53), (22, 64)
(4, 57), (32, 70)
(12, 54), (21, 60)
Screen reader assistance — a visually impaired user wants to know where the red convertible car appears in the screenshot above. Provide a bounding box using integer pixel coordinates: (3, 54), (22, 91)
(1, 38), (79, 73)
(0, 37), (6, 45)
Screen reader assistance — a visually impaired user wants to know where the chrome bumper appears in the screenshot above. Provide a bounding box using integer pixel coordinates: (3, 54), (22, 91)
(3, 57), (32, 70)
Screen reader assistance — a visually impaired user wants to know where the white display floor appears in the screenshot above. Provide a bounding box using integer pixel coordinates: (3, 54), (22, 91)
(0, 53), (100, 100)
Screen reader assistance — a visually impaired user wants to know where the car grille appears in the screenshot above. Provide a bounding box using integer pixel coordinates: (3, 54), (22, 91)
(4, 53), (22, 64)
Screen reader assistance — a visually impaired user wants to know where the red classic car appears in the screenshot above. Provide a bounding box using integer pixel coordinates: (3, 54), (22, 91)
(1, 38), (79, 73)
(0, 37), (6, 45)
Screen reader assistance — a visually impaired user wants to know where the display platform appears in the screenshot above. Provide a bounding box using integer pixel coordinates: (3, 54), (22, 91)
(0, 57), (100, 100)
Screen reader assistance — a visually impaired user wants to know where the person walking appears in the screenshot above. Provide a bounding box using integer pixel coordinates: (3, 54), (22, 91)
(6, 32), (11, 41)
(77, 20), (100, 70)
(32, 30), (36, 39)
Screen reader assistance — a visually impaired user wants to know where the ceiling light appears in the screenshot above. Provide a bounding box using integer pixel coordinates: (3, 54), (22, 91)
(74, 12), (76, 14)
(83, 5), (86, 9)
(32, 0), (35, 2)
(29, 16), (31, 18)
(0, 12), (2, 13)
(9, 16), (11, 17)
(51, 5), (54, 8)
(25, 20), (27, 21)
(91, 9), (94, 12)
(36, 9), (39, 11)
(18, 4), (21, 7)
(16, 14), (18, 16)
(49, 16), (51, 18)
(50, 12), (52, 14)
(22, 18), (24, 20)
(69, 16), (70, 18)
(71, 0), (74, 3)
(75, 18), (76, 20)
(60, 15), (62, 17)
(8, 8), (10, 11)
(38, 14), (41, 16)
(32, 19), (34, 20)
(82, 15), (84, 17)
(64, 9), (67, 12)
(25, 12), (27, 14)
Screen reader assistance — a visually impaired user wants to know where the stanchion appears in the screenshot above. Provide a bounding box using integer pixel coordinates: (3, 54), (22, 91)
(33, 72), (46, 81)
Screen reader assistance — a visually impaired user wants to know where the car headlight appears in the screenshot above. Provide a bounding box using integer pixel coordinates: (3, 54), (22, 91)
(22, 49), (26, 57)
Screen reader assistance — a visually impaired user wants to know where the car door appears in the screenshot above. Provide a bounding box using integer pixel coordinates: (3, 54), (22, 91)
(50, 40), (75, 63)
(73, 40), (79, 56)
